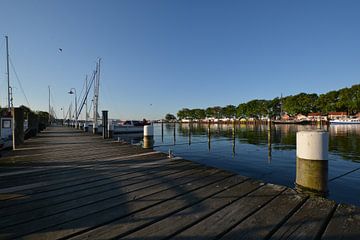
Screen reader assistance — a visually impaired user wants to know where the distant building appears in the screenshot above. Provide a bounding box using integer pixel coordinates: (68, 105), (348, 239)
(308, 112), (322, 121)
(281, 114), (293, 120)
(296, 114), (307, 120)
(328, 112), (347, 120)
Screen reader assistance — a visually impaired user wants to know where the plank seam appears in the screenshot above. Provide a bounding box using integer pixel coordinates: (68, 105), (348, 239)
(214, 186), (288, 240)
(314, 203), (338, 240)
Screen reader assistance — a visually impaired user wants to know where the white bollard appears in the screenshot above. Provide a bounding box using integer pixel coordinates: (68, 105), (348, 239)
(144, 125), (154, 137)
(296, 131), (328, 194)
(93, 123), (98, 134)
(143, 125), (154, 149)
(108, 122), (114, 138)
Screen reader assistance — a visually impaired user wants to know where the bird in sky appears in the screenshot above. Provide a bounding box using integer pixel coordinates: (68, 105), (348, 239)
(58, 48), (62, 52)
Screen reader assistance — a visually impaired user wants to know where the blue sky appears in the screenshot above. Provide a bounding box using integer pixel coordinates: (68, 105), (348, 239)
(0, 0), (359, 120)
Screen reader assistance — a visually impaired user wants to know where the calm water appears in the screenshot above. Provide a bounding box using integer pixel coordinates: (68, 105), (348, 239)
(114, 123), (360, 206)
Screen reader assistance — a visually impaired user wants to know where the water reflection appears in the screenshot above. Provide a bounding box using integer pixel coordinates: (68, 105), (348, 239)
(113, 133), (143, 145)
(114, 122), (360, 206)
(173, 123), (360, 162)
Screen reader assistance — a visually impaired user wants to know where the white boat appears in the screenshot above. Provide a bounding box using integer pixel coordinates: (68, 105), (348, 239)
(329, 118), (360, 124)
(113, 120), (146, 134)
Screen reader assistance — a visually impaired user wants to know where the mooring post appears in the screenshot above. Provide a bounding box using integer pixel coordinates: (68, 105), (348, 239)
(173, 122), (176, 145)
(316, 118), (321, 129)
(12, 107), (24, 148)
(84, 122), (89, 132)
(102, 110), (108, 139)
(161, 120), (164, 143)
(108, 121), (114, 139)
(268, 118), (272, 162)
(143, 124), (154, 149)
(296, 131), (328, 194)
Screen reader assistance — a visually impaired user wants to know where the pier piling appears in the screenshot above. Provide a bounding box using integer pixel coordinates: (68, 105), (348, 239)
(296, 131), (328, 194)
(12, 107), (24, 148)
(102, 110), (108, 139)
(143, 125), (154, 149)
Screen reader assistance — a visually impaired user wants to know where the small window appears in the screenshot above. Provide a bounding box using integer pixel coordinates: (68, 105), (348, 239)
(2, 119), (11, 128)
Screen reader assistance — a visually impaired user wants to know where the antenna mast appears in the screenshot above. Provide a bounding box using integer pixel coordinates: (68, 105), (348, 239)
(48, 86), (51, 124)
(5, 36), (11, 112)
(93, 58), (101, 129)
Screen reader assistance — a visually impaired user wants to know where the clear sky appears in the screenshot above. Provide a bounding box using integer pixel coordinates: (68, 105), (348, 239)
(0, 0), (359, 120)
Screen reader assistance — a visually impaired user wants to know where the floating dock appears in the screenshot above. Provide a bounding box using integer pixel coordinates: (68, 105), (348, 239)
(0, 126), (359, 239)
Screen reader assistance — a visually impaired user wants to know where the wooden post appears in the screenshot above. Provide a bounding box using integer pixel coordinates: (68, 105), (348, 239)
(208, 121), (211, 152)
(161, 120), (164, 143)
(12, 107), (24, 148)
(173, 122), (176, 145)
(296, 131), (328, 194)
(108, 122), (113, 138)
(188, 123), (191, 145)
(102, 110), (108, 139)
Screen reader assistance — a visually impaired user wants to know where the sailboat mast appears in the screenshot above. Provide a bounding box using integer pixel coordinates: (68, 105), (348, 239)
(93, 58), (101, 128)
(85, 75), (88, 123)
(5, 36), (11, 112)
(48, 86), (51, 124)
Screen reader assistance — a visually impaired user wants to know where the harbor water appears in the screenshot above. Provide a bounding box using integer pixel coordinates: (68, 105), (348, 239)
(114, 123), (360, 206)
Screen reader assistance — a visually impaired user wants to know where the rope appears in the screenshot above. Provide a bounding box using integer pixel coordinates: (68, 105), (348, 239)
(9, 57), (31, 107)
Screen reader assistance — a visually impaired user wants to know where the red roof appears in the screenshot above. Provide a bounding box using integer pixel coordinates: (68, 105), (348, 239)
(328, 112), (347, 116)
(308, 112), (321, 116)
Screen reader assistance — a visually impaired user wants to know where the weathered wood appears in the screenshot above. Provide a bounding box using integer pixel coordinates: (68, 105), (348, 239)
(0, 170), (231, 239)
(0, 164), (203, 227)
(0, 126), (358, 240)
(269, 197), (336, 239)
(170, 184), (286, 239)
(322, 204), (360, 240)
(0, 158), (188, 202)
(220, 188), (308, 239)
(115, 179), (263, 240)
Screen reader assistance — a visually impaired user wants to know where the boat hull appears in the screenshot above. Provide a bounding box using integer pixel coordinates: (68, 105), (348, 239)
(329, 121), (360, 124)
(113, 126), (144, 134)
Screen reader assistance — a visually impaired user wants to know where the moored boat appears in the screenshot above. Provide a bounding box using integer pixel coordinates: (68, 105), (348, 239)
(113, 120), (148, 134)
(273, 119), (311, 125)
(329, 118), (360, 124)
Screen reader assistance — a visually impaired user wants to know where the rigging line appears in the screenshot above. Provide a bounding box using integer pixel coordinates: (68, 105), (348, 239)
(9, 57), (31, 107)
(77, 70), (95, 118)
(50, 90), (57, 113)
(76, 75), (89, 118)
(64, 100), (72, 120)
(77, 77), (86, 108)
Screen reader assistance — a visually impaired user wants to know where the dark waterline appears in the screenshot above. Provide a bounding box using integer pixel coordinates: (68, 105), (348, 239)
(114, 123), (360, 206)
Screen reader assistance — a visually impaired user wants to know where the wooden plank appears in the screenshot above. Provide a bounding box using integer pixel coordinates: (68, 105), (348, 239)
(171, 183), (285, 239)
(0, 164), (203, 227)
(269, 197), (336, 239)
(0, 157), (187, 202)
(220, 188), (308, 239)
(0, 169), (229, 239)
(0, 126), (358, 240)
(91, 179), (263, 240)
(0, 160), (194, 211)
(322, 204), (360, 240)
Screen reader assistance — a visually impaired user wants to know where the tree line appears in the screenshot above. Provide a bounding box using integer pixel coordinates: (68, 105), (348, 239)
(175, 84), (360, 120)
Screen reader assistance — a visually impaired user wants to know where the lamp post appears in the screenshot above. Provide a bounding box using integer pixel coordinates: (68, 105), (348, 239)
(68, 88), (77, 128)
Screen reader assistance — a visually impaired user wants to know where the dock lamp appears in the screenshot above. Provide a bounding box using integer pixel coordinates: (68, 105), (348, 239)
(68, 88), (77, 128)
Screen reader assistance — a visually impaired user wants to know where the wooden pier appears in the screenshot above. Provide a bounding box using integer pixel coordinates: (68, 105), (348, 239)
(0, 126), (359, 239)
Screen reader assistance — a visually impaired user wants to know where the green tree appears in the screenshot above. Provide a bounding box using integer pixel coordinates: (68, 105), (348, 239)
(165, 113), (176, 121)
(223, 105), (236, 118)
(177, 108), (190, 120)
(316, 90), (339, 114)
(283, 93), (318, 115)
(236, 103), (247, 118)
